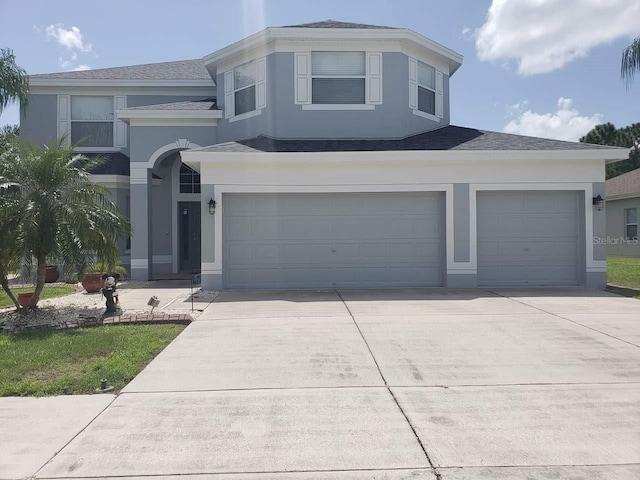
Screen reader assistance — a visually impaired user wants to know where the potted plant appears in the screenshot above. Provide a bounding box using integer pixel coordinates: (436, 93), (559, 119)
(45, 264), (60, 283)
(17, 291), (35, 307)
(81, 262), (127, 293)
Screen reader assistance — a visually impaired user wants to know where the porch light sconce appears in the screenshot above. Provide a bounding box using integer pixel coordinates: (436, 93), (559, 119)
(208, 198), (216, 215)
(592, 195), (604, 211)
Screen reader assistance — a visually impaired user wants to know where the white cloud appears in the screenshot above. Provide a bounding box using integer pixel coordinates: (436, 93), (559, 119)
(476, 0), (640, 75)
(72, 65), (91, 71)
(503, 98), (602, 141)
(461, 25), (474, 41)
(45, 24), (92, 52)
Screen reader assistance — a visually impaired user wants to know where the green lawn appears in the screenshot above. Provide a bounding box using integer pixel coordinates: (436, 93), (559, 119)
(0, 324), (184, 396)
(0, 285), (76, 308)
(608, 257), (640, 289)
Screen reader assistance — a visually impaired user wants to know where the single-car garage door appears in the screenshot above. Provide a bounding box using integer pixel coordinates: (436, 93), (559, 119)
(223, 192), (444, 289)
(477, 191), (582, 287)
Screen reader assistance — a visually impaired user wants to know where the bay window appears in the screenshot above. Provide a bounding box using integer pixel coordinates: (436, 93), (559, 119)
(417, 61), (436, 116)
(233, 61), (256, 116)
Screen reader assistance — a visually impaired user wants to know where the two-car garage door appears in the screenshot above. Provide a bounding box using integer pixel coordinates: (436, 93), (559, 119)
(221, 190), (583, 289)
(223, 192), (444, 289)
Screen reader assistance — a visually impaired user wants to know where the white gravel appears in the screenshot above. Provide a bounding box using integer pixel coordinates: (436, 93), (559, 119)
(0, 282), (219, 332)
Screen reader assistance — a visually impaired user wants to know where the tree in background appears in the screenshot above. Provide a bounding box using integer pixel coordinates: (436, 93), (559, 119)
(580, 123), (640, 179)
(621, 37), (640, 89)
(0, 48), (29, 115)
(3, 137), (131, 308)
(0, 125), (23, 308)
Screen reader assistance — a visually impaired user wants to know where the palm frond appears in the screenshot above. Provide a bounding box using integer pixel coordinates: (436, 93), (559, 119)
(621, 37), (640, 89)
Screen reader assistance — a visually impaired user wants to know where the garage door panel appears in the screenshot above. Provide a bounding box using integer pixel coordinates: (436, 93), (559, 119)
(224, 192), (443, 289)
(477, 191), (581, 287)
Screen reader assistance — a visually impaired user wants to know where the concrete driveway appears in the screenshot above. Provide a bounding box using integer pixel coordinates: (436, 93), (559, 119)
(28, 288), (640, 479)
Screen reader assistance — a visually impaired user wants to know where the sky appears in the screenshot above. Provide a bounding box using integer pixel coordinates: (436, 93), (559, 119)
(1, 0), (639, 141)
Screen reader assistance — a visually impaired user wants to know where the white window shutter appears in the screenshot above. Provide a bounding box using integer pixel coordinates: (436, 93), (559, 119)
(57, 95), (71, 145)
(294, 53), (311, 105)
(114, 96), (127, 148)
(256, 57), (266, 110)
(366, 52), (383, 105)
(408, 58), (418, 110)
(435, 70), (444, 118)
(224, 70), (234, 118)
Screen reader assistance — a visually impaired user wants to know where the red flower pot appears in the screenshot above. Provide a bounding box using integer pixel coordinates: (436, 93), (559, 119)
(17, 292), (34, 307)
(82, 272), (105, 293)
(45, 265), (60, 283)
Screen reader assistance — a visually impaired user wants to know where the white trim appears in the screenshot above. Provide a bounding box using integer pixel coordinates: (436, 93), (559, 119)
(294, 52), (311, 105)
(117, 109), (222, 120)
(184, 148), (628, 163)
(146, 140), (203, 170)
(57, 95), (71, 146)
(301, 104), (375, 111)
(412, 109), (441, 122)
(366, 52), (383, 105)
(202, 27), (463, 74)
(435, 70), (444, 118)
(30, 78), (214, 88)
(607, 193), (640, 201)
(74, 147), (120, 153)
(114, 96), (127, 147)
(468, 183), (599, 274)
(127, 118), (218, 127)
(228, 109), (262, 123)
(90, 174), (130, 188)
(31, 86), (216, 96)
(256, 56), (267, 110)
(130, 259), (149, 269)
(209, 184), (455, 282)
(152, 255), (173, 264)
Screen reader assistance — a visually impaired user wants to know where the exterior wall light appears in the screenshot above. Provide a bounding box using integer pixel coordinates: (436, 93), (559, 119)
(592, 195), (604, 211)
(208, 198), (216, 215)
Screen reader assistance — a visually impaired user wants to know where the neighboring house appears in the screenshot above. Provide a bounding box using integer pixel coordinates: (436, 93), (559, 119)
(606, 168), (640, 257)
(21, 20), (628, 290)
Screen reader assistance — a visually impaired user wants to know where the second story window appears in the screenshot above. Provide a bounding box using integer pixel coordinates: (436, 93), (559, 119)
(71, 96), (114, 147)
(234, 61), (256, 116)
(417, 61), (436, 116)
(311, 52), (366, 104)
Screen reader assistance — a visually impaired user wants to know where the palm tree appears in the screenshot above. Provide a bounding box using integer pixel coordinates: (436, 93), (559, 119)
(0, 48), (29, 115)
(7, 136), (131, 308)
(621, 37), (640, 88)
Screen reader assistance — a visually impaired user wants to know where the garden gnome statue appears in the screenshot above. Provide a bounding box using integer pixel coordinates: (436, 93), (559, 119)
(101, 274), (121, 316)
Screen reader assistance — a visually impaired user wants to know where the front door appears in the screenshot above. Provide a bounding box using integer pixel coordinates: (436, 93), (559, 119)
(178, 202), (201, 272)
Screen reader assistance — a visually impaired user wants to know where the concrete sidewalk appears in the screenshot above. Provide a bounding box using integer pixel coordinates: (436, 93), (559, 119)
(6, 288), (639, 479)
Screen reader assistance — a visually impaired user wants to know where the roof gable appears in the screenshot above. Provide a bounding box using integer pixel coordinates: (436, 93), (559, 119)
(281, 19), (398, 29)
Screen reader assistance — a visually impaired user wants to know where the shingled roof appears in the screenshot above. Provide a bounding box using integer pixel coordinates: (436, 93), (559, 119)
(606, 168), (640, 199)
(281, 19), (398, 29)
(123, 98), (220, 111)
(194, 126), (621, 153)
(29, 59), (212, 81)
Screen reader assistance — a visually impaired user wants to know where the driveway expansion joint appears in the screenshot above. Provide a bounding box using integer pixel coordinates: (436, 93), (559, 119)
(335, 289), (442, 480)
(487, 289), (640, 349)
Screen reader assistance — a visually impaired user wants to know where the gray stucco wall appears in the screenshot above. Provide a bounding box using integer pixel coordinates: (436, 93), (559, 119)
(453, 184), (470, 262)
(606, 197), (640, 257)
(20, 94), (58, 146)
(129, 126), (216, 165)
(216, 52), (450, 142)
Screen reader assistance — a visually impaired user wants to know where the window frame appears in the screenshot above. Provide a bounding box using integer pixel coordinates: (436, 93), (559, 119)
(417, 61), (436, 116)
(70, 95), (116, 149)
(179, 163), (201, 194)
(310, 51), (367, 106)
(624, 207), (638, 240)
(233, 60), (257, 117)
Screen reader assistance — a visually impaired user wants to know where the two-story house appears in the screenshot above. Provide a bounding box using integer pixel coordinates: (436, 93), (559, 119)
(21, 20), (627, 291)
